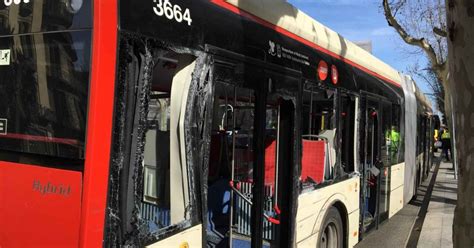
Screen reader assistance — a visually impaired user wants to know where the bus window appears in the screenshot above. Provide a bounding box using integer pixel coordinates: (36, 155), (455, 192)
(382, 102), (393, 167)
(0, 0), (92, 36)
(0, 30), (91, 163)
(340, 94), (356, 173)
(206, 82), (256, 247)
(391, 104), (403, 165)
(140, 51), (195, 234)
(300, 85), (336, 189)
(380, 101), (393, 219)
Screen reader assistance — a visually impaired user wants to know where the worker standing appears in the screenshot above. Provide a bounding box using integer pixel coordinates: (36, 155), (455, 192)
(389, 126), (400, 163)
(441, 127), (452, 162)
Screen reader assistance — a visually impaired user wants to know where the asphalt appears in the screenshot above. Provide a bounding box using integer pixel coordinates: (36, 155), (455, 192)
(355, 154), (456, 248)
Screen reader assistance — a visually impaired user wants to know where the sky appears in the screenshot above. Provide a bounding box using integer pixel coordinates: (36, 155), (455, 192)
(287, 0), (431, 94)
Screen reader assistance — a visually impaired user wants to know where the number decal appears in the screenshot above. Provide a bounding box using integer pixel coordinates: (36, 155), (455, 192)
(183, 9), (192, 26)
(4, 0), (30, 6)
(174, 5), (182, 23)
(163, 0), (173, 20)
(153, 0), (192, 26)
(153, 0), (164, 16)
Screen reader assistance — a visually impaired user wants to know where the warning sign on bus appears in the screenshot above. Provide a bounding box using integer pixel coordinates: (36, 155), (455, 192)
(0, 49), (10, 66)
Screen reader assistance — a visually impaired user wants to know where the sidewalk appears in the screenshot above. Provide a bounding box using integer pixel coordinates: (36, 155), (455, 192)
(417, 160), (457, 248)
(355, 155), (457, 248)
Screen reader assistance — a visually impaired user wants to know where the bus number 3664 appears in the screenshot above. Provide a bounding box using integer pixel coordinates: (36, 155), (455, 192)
(4, 0), (29, 5)
(153, 0), (193, 26)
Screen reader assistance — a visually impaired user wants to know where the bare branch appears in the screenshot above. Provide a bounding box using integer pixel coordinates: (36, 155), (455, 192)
(382, 0), (446, 76)
(434, 27), (448, 37)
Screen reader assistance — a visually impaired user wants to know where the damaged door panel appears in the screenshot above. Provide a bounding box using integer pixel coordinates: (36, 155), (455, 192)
(199, 52), (301, 248)
(106, 34), (207, 247)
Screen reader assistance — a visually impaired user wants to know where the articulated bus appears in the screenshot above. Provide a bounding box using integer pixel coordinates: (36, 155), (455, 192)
(0, 0), (434, 247)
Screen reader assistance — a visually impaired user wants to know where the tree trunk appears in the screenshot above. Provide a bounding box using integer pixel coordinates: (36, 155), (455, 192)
(446, 0), (474, 246)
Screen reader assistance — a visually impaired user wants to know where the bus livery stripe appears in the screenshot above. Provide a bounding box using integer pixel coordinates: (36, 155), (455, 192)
(210, 0), (402, 88)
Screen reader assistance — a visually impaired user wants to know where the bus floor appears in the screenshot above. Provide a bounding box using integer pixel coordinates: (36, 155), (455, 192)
(355, 154), (456, 248)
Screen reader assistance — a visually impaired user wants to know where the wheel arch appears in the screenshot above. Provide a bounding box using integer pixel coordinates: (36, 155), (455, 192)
(313, 195), (351, 248)
(332, 200), (349, 248)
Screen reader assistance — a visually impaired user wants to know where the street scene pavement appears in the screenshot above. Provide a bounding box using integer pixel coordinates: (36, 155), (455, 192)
(356, 154), (457, 248)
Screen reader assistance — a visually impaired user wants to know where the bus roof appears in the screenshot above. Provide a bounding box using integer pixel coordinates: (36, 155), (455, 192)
(224, 0), (404, 87)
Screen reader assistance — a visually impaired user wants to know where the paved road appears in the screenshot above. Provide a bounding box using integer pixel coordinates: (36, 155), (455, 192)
(355, 155), (456, 248)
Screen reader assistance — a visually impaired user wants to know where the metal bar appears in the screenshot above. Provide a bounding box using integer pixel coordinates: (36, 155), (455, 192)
(274, 105), (280, 207)
(229, 183), (276, 222)
(229, 86), (236, 248)
(251, 84), (267, 248)
(309, 89), (313, 135)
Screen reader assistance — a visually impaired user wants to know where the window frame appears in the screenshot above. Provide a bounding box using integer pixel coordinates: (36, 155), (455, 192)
(109, 40), (204, 246)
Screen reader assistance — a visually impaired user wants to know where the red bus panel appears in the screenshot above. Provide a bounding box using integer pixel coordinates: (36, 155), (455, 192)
(0, 162), (82, 248)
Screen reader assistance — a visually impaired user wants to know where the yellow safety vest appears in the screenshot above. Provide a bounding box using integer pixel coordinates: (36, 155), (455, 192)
(441, 131), (451, 139)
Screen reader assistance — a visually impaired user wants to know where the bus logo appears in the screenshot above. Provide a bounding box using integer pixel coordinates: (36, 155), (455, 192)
(0, 49), (10, 66)
(269, 40), (277, 56)
(0, 119), (6, 135)
(33, 180), (72, 197)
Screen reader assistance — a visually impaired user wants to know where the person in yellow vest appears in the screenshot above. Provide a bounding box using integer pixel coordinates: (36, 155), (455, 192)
(441, 127), (452, 161)
(388, 126), (400, 163)
(433, 129), (439, 152)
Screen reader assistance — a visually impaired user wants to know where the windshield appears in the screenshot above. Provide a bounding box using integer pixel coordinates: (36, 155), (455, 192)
(0, 0), (92, 36)
(0, 0), (92, 162)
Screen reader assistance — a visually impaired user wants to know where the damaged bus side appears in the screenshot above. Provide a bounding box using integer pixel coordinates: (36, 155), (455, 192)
(0, 0), (434, 247)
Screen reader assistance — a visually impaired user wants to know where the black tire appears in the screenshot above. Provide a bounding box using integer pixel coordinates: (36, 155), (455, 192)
(317, 206), (343, 248)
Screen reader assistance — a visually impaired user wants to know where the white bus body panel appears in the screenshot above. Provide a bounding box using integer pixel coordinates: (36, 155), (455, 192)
(295, 177), (360, 247)
(389, 162), (405, 218)
(401, 75), (417, 204)
(147, 224), (202, 248)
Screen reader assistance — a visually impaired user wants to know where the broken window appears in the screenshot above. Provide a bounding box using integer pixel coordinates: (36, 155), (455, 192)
(340, 94), (357, 174)
(390, 104), (403, 165)
(140, 51), (196, 233)
(300, 84), (337, 189)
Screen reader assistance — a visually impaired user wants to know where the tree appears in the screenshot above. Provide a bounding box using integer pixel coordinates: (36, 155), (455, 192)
(446, 0), (474, 246)
(382, 0), (448, 116)
(409, 63), (446, 116)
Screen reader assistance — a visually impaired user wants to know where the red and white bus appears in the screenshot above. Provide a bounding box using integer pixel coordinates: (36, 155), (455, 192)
(0, 0), (434, 247)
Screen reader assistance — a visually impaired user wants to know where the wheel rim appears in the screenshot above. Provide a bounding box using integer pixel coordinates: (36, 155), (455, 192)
(320, 222), (339, 248)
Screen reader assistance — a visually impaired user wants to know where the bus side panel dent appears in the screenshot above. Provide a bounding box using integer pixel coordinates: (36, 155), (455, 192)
(146, 225), (202, 248)
(0, 162), (82, 247)
(296, 177), (360, 244)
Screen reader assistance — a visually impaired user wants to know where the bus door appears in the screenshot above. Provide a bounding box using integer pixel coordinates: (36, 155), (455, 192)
(360, 96), (384, 233)
(205, 58), (298, 248)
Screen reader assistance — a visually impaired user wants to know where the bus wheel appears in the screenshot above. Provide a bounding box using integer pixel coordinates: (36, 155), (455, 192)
(317, 206), (343, 248)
